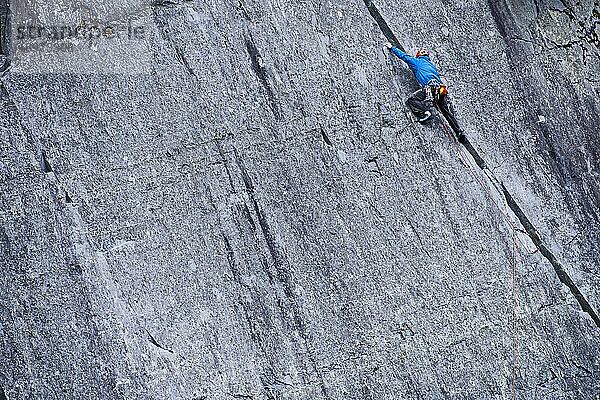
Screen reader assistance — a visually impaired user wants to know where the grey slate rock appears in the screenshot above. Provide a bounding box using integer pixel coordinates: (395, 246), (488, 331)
(1, 0), (599, 398)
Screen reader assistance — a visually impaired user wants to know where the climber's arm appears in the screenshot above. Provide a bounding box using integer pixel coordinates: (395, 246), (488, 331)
(389, 46), (419, 70)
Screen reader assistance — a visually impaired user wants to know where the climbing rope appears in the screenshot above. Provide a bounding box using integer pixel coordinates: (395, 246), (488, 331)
(433, 106), (517, 400)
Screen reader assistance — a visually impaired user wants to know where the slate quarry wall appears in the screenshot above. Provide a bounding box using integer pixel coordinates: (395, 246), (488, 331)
(1, 0), (599, 398)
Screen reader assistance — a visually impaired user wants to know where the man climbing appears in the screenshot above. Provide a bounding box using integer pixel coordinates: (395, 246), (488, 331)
(385, 42), (465, 142)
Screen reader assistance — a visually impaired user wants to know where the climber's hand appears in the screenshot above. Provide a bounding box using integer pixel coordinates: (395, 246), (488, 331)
(384, 42), (392, 49)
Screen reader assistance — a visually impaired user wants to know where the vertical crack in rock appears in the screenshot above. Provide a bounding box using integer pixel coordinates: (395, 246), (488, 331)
(205, 184), (315, 398)
(486, 0), (600, 328)
(41, 150), (53, 173)
(460, 139), (487, 169)
(0, 0), (9, 73)
(236, 0), (251, 21)
(232, 148), (332, 400)
(222, 233), (241, 281)
(500, 184), (600, 328)
(363, 0), (600, 329)
(146, 330), (174, 353)
(241, 202), (257, 232)
(362, 0), (404, 50)
(174, 46), (195, 77)
(233, 148), (294, 302)
(320, 128), (332, 146)
(0, 385), (6, 400)
(488, 0), (600, 196)
(244, 34), (281, 121)
(205, 186), (265, 347)
(152, 5), (196, 77)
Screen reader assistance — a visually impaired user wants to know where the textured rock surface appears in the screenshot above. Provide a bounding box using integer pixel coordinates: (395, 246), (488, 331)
(1, 0), (599, 398)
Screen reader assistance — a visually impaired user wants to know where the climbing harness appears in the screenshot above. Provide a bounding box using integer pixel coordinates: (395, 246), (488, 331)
(424, 79), (448, 104)
(425, 87), (435, 103)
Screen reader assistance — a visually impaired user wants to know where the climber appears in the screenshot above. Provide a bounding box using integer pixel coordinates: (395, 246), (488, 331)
(385, 43), (465, 142)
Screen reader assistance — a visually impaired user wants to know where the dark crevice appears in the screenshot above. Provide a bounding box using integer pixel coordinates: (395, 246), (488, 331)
(214, 140), (236, 190)
(233, 148), (293, 300)
(152, 5), (198, 78)
(461, 139), (487, 169)
(205, 186), (265, 350)
(41, 150), (53, 173)
(488, 0), (514, 40)
(236, 0), (251, 21)
(501, 184), (600, 328)
(362, 0), (404, 51)
(232, 148), (332, 400)
(570, 359), (592, 376)
(320, 128), (332, 146)
(222, 234), (241, 281)
(363, 0), (600, 329)
(532, 0), (540, 16)
(241, 203), (257, 231)
(244, 34), (281, 122)
(260, 376), (278, 400)
(260, 255), (274, 284)
(152, 0), (178, 6)
(0, 385), (6, 400)
(174, 46), (195, 77)
(65, 191), (73, 203)
(206, 187), (302, 399)
(152, 0), (193, 6)
(214, 141), (258, 233)
(228, 393), (253, 399)
(146, 330), (174, 353)
(0, 0), (9, 73)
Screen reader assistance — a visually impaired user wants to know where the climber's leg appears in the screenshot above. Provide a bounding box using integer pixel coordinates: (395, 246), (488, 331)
(435, 94), (465, 143)
(407, 88), (433, 123)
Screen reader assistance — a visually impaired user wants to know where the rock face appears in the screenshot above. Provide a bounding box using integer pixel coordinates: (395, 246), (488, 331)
(1, 0), (599, 398)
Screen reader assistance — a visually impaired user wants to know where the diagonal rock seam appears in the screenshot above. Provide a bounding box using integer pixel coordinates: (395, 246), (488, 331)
(500, 183), (600, 328)
(0, 0), (9, 75)
(244, 34), (282, 121)
(146, 329), (175, 353)
(363, 0), (403, 51)
(362, 0), (600, 328)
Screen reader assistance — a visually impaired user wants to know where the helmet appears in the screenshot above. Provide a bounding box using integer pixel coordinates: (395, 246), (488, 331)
(416, 48), (429, 58)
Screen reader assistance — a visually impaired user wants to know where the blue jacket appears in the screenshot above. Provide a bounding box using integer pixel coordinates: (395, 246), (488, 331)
(391, 46), (443, 88)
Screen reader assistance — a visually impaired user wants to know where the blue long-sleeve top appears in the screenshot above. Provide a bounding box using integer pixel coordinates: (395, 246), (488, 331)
(390, 46), (443, 88)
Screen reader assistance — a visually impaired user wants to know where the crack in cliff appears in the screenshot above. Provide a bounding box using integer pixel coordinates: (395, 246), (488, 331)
(244, 34), (281, 122)
(233, 149), (297, 304)
(362, 0), (403, 50)
(152, 5), (197, 77)
(174, 46), (195, 76)
(41, 150), (53, 173)
(363, 0), (600, 328)
(206, 149), (332, 399)
(231, 148), (332, 400)
(320, 128), (332, 146)
(500, 183), (600, 327)
(0, 0), (9, 73)
(146, 330), (174, 353)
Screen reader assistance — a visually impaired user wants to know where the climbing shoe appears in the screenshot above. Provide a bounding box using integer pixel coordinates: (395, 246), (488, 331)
(418, 111), (433, 123)
(457, 132), (466, 143)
